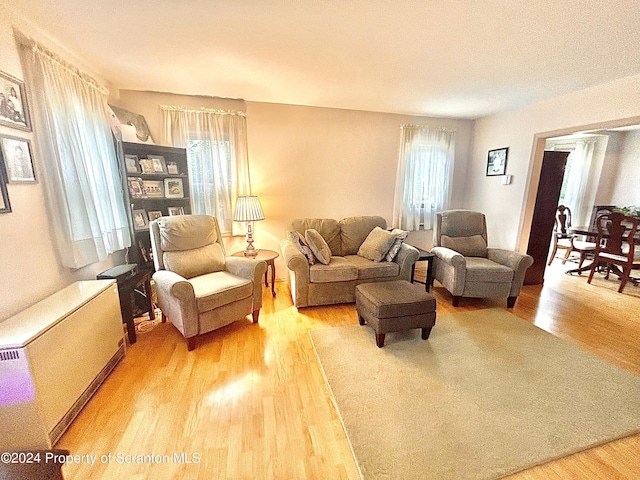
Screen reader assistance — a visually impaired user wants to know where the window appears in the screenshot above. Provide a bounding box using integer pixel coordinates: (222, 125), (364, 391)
(392, 126), (455, 230)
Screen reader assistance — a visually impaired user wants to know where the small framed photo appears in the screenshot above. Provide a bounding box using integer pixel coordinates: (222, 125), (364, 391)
(132, 208), (149, 231)
(168, 206), (185, 216)
(0, 160), (11, 213)
(0, 135), (36, 183)
(127, 177), (146, 198)
(138, 158), (155, 174)
(0, 70), (31, 131)
(148, 154), (167, 173)
(142, 180), (164, 198)
(147, 210), (163, 221)
(487, 147), (508, 176)
(166, 161), (179, 175)
(125, 154), (139, 173)
(164, 177), (184, 198)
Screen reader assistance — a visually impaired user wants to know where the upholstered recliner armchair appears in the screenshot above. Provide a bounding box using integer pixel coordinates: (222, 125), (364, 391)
(149, 215), (266, 351)
(431, 210), (533, 307)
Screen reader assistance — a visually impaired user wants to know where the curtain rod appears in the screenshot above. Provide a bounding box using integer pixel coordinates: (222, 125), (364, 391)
(13, 28), (109, 97)
(160, 105), (246, 117)
(400, 124), (456, 132)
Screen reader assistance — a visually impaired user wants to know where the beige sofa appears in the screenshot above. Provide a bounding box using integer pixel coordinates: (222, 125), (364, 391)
(280, 216), (419, 308)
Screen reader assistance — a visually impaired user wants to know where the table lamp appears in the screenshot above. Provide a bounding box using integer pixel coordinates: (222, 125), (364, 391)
(234, 195), (265, 257)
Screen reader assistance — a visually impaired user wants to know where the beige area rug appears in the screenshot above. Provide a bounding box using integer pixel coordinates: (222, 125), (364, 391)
(584, 271), (640, 298)
(310, 309), (640, 480)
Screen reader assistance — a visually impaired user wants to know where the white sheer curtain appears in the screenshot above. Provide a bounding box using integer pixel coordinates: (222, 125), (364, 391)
(392, 126), (455, 230)
(17, 35), (131, 268)
(162, 106), (252, 235)
(560, 140), (596, 226)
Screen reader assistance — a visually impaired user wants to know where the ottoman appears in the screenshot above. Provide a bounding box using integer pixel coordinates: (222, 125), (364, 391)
(355, 280), (436, 347)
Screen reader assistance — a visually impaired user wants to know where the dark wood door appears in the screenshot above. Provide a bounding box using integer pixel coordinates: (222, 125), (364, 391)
(524, 150), (569, 285)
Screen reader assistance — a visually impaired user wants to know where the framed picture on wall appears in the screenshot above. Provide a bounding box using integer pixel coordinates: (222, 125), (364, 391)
(125, 154), (139, 173)
(0, 157), (11, 213)
(486, 147), (508, 176)
(147, 210), (163, 221)
(164, 177), (184, 198)
(0, 135), (37, 183)
(132, 209), (149, 231)
(168, 206), (185, 216)
(0, 70), (31, 131)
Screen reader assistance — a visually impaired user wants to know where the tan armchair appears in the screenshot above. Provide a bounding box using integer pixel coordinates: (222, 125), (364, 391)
(149, 215), (266, 351)
(431, 210), (533, 307)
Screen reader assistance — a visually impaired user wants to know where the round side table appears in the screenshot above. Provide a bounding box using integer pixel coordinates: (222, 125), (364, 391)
(231, 249), (279, 297)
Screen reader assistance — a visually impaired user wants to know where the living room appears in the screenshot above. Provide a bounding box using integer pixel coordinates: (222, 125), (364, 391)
(1, 2), (640, 479)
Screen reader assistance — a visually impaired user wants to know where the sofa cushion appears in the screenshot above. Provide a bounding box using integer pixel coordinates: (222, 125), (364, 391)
(305, 229), (332, 265)
(163, 243), (225, 279)
(358, 226), (398, 262)
(309, 257), (358, 283)
(289, 218), (341, 255)
(465, 257), (514, 283)
(441, 234), (488, 257)
(288, 231), (316, 265)
(339, 216), (387, 255)
(158, 215), (219, 251)
(190, 271), (253, 312)
(385, 229), (409, 261)
(344, 255), (400, 280)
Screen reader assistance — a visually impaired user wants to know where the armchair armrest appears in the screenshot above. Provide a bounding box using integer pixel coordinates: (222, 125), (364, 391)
(226, 257), (267, 311)
(280, 238), (310, 307)
(487, 248), (534, 296)
(431, 246), (466, 296)
(152, 270), (198, 338)
(393, 243), (420, 280)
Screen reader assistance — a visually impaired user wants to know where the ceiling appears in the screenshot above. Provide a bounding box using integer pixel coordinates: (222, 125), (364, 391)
(8, 0), (640, 119)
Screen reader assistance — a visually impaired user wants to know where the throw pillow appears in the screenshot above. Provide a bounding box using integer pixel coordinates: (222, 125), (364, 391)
(288, 231), (316, 265)
(305, 229), (332, 265)
(163, 242), (226, 279)
(441, 234), (488, 257)
(358, 226), (398, 262)
(385, 229), (409, 261)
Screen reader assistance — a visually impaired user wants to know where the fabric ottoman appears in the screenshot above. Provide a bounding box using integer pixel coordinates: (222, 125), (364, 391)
(355, 280), (436, 347)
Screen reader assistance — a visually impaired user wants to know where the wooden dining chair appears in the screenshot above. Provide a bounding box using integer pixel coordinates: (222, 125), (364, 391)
(587, 212), (640, 293)
(547, 205), (596, 270)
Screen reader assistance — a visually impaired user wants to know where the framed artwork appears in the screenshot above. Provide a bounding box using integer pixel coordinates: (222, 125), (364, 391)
(127, 177), (146, 198)
(487, 147), (508, 176)
(0, 135), (36, 183)
(0, 156), (11, 213)
(125, 154), (139, 173)
(164, 177), (184, 198)
(0, 71), (31, 131)
(132, 209), (149, 231)
(147, 210), (163, 221)
(166, 161), (179, 175)
(168, 206), (185, 216)
(142, 180), (164, 198)
(138, 158), (155, 174)
(148, 155), (167, 173)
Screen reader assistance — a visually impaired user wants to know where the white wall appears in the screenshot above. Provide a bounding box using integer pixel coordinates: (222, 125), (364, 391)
(467, 74), (640, 251)
(115, 91), (474, 278)
(0, 7), (121, 321)
(608, 130), (640, 207)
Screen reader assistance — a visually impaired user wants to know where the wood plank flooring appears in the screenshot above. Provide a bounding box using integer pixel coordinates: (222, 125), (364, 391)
(57, 260), (640, 479)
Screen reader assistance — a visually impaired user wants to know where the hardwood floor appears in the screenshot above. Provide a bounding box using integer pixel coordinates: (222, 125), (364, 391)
(57, 261), (640, 479)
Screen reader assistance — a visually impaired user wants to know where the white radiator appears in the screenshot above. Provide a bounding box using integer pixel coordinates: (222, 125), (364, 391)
(0, 280), (125, 450)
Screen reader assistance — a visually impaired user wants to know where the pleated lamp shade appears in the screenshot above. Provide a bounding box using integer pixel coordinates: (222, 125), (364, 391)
(234, 196), (265, 222)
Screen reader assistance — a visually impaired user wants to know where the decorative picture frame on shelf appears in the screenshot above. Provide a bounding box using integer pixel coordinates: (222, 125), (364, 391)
(147, 210), (163, 221)
(132, 208), (149, 231)
(168, 206), (185, 216)
(138, 158), (155, 174)
(148, 154), (167, 174)
(124, 154), (139, 173)
(142, 180), (164, 198)
(166, 161), (179, 175)
(0, 70), (31, 131)
(127, 177), (146, 198)
(0, 157), (11, 213)
(164, 177), (184, 198)
(486, 147), (508, 176)
(0, 135), (37, 183)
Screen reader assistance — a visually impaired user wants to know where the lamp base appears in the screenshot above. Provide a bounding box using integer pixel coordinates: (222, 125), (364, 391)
(243, 247), (259, 258)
